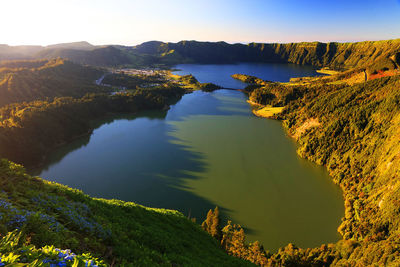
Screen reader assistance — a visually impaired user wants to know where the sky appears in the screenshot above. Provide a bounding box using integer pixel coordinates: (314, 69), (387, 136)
(1, 0), (400, 46)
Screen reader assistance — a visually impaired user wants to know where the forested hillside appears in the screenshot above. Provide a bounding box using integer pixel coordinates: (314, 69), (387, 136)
(0, 58), (258, 266)
(36, 46), (141, 67)
(0, 59), (107, 107)
(133, 39), (400, 69)
(231, 69), (400, 265)
(0, 85), (185, 167)
(1, 41), (400, 265)
(2, 39), (400, 70)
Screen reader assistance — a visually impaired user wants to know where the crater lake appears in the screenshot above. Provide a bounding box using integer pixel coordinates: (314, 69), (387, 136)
(33, 63), (344, 251)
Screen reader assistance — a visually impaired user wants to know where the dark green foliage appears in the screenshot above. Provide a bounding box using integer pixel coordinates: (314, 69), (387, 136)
(283, 76), (400, 243)
(240, 73), (400, 265)
(232, 74), (268, 86)
(198, 82), (222, 92)
(0, 58), (107, 107)
(393, 52), (400, 66)
(3, 39), (400, 69)
(249, 83), (310, 107)
(179, 74), (222, 91)
(0, 159), (253, 266)
(134, 39), (400, 69)
(2, 43), (400, 265)
(180, 74), (199, 85)
(218, 217), (400, 266)
(0, 86), (184, 167)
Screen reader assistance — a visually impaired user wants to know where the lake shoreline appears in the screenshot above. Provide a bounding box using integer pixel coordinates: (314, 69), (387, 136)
(26, 97), (183, 172)
(36, 64), (344, 252)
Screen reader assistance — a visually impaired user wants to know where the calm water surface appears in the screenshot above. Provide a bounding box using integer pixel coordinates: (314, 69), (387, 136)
(34, 63), (343, 251)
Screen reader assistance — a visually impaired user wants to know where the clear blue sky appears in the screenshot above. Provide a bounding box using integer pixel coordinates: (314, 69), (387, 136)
(1, 0), (400, 46)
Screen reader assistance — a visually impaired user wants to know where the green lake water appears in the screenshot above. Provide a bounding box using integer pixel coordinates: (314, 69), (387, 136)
(34, 63), (344, 251)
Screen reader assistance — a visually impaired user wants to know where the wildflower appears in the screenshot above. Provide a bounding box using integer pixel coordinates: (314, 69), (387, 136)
(57, 260), (67, 266)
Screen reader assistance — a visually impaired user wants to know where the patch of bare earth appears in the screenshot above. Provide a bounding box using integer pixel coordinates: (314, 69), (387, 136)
(292, 117), (321, 139)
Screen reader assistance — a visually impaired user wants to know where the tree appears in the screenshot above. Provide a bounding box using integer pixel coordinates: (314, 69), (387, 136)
(201, 207), (222, 241)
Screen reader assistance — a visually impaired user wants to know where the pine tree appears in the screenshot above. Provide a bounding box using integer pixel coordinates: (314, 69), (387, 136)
(201, 207), (222, 241)
(210, 206), (222, 241)
(202, 209), (214, 233)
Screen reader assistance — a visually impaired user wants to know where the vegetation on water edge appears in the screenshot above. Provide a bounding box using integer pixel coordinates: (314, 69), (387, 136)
(3, 39), (400, 71)
(0, 59), (188, 167)
(0, 159), (252, 266)
(232, 74), (269, 87)
(232, 65), (400, 264)
(0, 85), (185, 167)
(1, 47), (400, 265)
(173, 74), (222, 91)
(252, 106), (284, 118)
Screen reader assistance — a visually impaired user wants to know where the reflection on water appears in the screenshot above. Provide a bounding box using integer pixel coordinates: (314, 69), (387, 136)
(34, 63), (343, 251)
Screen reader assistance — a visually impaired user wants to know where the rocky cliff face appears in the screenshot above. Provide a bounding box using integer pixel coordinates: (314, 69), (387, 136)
(135, 39), (400, 69)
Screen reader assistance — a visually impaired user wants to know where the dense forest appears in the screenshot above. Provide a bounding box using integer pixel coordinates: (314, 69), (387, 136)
(0, 59), (254, 265)
(0, 86), (185, 167)
(1, 39), (400, 265)
(133, 39), (400, 69)
(0, 59), (108, 107)
(2, 39), (400, 69)
(225, 66), (400, 265)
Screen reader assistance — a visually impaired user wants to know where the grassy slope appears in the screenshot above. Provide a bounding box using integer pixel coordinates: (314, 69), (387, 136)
(1, 46), (400, 265)
(0, 62), (252, 265)
(0, 159), (252, 266)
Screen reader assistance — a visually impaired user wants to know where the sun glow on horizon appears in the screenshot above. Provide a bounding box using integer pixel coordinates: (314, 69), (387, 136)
(1, 0), (400, 46)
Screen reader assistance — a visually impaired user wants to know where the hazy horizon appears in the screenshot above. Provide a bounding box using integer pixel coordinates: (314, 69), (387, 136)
(2, 0), (400, 46)
(3, 37), (400, 48)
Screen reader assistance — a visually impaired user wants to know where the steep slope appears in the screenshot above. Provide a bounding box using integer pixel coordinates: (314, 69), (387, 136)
(0, 44), (42, 61)
(3, 39), (400, 69)
(0, 42), (95, 62)
(134, 39), (400, 69)
(0, 159), (252, 266)
(0, 85), (185, 166)
(237, 72), (400, 265)
(45, 41), (96, 51)
(0, 59), (106, 107)
(36, 46), (139, 66)
(283, 76), (400, 241)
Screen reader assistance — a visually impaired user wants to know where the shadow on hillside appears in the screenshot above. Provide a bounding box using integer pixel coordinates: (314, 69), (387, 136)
(30, 90), (257, 235)
(28, 110), (169, 175)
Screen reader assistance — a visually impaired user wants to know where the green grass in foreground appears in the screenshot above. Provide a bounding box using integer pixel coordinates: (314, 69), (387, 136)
(0, 159), (253, 266)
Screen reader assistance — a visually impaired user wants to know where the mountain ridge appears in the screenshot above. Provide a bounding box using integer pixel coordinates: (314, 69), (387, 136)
(1, 39), (400, 69)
